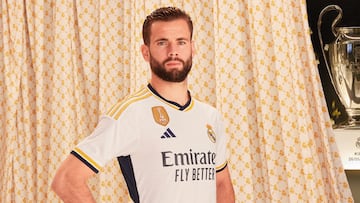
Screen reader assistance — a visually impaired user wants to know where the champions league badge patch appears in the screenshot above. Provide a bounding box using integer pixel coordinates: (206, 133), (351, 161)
(152, 106), (169, 126)
(206, 124), (216, 143)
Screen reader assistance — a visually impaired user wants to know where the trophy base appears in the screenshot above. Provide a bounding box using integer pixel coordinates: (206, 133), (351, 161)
(336, 116), (360, 130)
(346, 111), (360, 129)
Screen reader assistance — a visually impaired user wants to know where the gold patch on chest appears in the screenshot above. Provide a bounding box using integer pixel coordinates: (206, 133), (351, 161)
(152, 106), (169, 126)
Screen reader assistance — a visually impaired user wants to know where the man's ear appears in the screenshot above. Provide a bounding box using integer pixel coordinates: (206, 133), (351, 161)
(141, 44), (150, 61)
(191, 40), (196, 57)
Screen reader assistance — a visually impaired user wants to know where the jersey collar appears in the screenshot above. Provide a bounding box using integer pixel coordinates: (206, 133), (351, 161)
(147, 84), (193, 111)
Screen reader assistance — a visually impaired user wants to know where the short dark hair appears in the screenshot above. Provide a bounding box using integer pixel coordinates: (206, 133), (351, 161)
(142, 7), (193, 45)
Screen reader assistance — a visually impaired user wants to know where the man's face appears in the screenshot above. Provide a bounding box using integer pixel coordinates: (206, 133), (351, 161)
(142, 19), (194, 82)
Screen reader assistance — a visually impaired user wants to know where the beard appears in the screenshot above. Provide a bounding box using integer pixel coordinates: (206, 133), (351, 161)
(149, 54), (192, 82)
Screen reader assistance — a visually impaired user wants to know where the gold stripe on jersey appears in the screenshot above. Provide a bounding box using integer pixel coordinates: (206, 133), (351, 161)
(74, 147), (102, 171)
(107, 87), (148, 114)
(107, 87), (152, 120)
(184, 99), (194, 111)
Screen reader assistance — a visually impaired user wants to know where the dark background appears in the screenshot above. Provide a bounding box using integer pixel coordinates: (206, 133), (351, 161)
(306, 1), (360, 126)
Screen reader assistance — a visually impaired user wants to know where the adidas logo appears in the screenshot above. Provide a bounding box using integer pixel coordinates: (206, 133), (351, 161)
(161, 128), (176, 139)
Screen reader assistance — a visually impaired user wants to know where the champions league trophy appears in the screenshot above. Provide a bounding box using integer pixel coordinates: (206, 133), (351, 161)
(318, 5), (360, 128)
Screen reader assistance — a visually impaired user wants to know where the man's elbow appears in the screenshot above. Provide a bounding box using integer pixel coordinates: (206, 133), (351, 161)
(51, 171), (68, 197)
(51, 167), (80, 199)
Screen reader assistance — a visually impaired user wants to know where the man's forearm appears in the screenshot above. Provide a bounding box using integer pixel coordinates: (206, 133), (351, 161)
(51, 154), (97, 202)
(217, 184), (235, 203)
(216, 166), (235, 203)
(52, 178), (96, 203)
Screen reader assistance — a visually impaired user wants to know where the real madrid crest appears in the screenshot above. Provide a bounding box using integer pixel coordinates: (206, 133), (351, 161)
(152, 106), (169, 126)
(206, 124), (216, 143)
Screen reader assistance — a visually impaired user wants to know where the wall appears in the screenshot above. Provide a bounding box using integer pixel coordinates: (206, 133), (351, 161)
(346, 171), (360, 202)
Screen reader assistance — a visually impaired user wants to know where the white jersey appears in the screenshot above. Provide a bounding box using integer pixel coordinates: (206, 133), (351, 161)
(72, 84), (229, 203)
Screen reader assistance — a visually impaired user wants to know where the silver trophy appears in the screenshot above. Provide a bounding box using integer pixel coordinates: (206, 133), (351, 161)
(318, 5), (360, 128)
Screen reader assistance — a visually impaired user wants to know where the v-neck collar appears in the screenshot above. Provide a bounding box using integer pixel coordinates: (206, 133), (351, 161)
(147, 84), (193, 111)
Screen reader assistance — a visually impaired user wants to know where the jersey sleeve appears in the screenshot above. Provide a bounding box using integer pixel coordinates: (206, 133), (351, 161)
(214, 111), (229, 172)
(72, 112), (138, 173)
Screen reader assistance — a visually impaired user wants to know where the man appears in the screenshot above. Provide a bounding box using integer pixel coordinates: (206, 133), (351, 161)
(51, 6), (235, 203)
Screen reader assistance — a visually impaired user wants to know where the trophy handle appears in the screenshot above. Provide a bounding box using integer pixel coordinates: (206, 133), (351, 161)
(317, 5), (343, 95)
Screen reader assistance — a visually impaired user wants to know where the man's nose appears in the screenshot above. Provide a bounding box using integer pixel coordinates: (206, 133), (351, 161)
(168, 44), (179, 57)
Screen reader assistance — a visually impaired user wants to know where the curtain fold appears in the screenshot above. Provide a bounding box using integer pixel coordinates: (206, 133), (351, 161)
(0, 0), (353, 202)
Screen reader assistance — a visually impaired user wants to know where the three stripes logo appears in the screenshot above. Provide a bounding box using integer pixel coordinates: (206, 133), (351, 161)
(161, 128), (176, 139)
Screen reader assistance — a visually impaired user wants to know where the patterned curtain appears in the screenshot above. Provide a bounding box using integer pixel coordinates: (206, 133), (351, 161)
(0, 0), (353, 202)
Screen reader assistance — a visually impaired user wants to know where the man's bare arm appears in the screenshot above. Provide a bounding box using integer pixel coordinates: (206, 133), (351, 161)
(51, 154), (96, 203)
(216, 165), (235, 203)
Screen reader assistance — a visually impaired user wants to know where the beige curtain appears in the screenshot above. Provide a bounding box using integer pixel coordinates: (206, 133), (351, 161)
(0, 0), (353, 202)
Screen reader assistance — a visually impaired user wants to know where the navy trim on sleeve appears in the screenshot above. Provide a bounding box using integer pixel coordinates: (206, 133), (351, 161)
(70, 151), (99, 173)
(216, 162), (227, 173)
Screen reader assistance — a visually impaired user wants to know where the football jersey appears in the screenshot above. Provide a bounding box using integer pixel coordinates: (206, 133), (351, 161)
(71, 84), (229, 203)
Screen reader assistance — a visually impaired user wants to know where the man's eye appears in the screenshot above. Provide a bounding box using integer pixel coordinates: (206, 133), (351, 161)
(157, 41), (167, 46)
(178, 41), (186, 45)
